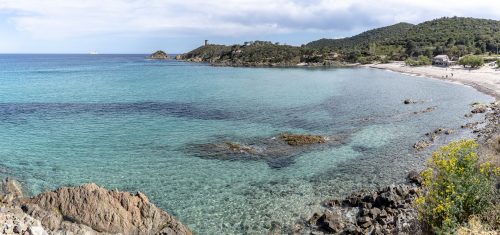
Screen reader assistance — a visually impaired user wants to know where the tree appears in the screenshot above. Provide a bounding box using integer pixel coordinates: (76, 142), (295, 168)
(405, 40), (417, 57)
(405, 55), (431, 66)
(458, 55), (484, 68)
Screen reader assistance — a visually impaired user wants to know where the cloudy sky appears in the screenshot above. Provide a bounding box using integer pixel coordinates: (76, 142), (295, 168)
(0, 0), (498, 53)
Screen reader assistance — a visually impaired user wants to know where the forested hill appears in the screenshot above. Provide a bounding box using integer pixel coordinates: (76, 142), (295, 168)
(402, 17), (500, 57)
(307, 17), (500, 58)
(176, 17), (500, 66)
(175, 41), (343, 67)
(306, 22), (414, 51)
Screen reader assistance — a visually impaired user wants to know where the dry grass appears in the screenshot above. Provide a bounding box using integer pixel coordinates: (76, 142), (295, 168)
(479, 134), (500, 167)
(457, 216), (499, 235)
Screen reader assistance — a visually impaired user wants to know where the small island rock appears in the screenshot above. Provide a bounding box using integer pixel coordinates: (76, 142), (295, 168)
(149, 50), (169, 59)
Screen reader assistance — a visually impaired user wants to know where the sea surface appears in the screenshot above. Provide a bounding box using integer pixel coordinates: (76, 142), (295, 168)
(0, 54), (493, 234)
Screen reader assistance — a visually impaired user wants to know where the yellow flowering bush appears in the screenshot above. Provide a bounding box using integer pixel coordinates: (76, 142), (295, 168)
(417, 139), (500, 234)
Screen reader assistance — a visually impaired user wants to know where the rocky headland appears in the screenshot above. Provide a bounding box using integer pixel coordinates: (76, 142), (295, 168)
(174, 42), (352, 67)
(0, 178), (191, 235)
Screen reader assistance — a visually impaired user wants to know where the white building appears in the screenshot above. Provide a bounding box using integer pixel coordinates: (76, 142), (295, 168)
(433, 55), (451, 66)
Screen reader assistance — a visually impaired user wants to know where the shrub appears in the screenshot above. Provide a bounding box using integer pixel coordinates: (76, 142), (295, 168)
(418, 55), (432, 65)
(496, 59), (500, 68)
(416, 140), (500, 234)
(458, 55), (484, 68)
(405, 58), (417, 66)
(405, 55), (431, 66)
(379, 56), (390, 64)
(356, 57), (371, 64)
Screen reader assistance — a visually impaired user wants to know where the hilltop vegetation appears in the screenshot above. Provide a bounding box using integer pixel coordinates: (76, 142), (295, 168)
(308, 17), (500, 61)
(176, 41), (343, 66)
(307, 22), (414, 52)
(177, 17), (500, 65)
(404, 17), (500, 58)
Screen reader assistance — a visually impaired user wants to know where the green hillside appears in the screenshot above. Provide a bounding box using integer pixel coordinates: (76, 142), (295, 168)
(307, 17), (500, 60)
(402, 17), (500, 58)
(176, 41), (340, 66)
(307, 22), (414, 51)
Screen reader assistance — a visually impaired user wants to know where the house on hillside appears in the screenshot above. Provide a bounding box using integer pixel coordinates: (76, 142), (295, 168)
(433, 55), (452, 66)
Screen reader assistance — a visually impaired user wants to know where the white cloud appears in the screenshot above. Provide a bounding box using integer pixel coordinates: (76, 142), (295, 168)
(0, 0), (499, 39)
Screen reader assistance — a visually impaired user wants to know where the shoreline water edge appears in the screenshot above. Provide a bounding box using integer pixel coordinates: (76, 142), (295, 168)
(1, 60), (498, 234)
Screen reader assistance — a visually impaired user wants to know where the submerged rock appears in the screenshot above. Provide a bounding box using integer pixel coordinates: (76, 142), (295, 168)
(413, 106), (435, 114)
(413, 139), (433, 150)
(186, 133), (347, 168)
(219, 142), (258, 154)
(280, 133), (326, 146)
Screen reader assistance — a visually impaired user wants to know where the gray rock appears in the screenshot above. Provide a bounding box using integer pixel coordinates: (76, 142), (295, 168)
(1, 177), (23, 204)
(370, 208), (381, 218)
(407, 171), (423, 185)
(26, 183), (192, 235)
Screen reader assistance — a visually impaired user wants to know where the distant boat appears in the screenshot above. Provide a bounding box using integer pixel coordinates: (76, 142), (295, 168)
(89, 51), (98, 55)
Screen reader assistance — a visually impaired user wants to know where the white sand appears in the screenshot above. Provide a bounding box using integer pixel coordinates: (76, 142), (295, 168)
(364, 62), (500, 100)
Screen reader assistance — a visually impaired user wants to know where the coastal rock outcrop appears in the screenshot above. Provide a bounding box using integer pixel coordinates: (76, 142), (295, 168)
(471, 103), (488, 114)
(1, 177), (23, 204)
(1, 179), (192, 235)
(413, 127), (454, 150)
(25, 183), (191, 235)
(298, 183), (422, 234)
(406, 171), (423, 186)
(149, 50), (169, 60)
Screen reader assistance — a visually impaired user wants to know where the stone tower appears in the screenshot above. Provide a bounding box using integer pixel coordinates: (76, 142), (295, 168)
(205, 40), (208, 46)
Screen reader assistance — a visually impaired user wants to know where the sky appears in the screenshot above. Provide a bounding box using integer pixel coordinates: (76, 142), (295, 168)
(0, 0), (499, 54)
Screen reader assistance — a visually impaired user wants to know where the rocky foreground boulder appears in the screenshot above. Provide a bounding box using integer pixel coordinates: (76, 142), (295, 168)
(295, 182), (422, 235)
(1, 178), (192, 235)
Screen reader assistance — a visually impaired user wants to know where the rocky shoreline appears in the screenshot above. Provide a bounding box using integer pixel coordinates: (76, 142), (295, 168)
(175, 56), (356, 68)
(294, 181), (422, 234)
(1, 178), (191, 235)
(291, 101), (499, 234)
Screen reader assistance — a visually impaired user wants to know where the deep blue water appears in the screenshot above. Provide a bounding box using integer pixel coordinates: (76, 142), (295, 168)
(0, 54), (493, 234)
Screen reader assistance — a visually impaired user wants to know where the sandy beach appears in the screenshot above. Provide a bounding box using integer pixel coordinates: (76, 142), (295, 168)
(365, 62), (500, 100)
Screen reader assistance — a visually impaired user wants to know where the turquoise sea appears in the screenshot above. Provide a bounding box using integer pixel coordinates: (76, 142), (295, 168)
(0, 54), (493, 234)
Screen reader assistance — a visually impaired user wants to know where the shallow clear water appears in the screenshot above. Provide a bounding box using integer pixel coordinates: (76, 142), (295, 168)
(0, 54), (493, 234)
